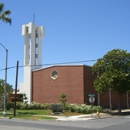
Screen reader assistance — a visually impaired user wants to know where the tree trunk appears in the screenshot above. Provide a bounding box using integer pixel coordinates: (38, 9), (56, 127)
(118, 94), (122, 113)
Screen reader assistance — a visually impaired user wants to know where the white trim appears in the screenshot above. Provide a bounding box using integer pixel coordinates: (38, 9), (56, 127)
(33, 64), (92, 72)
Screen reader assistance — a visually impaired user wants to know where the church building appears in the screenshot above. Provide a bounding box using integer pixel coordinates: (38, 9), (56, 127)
(17, 22), (130, 110)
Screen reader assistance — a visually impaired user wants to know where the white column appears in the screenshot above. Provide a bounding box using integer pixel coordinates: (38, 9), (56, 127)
(21, 22), (44, 104)
(22, 24), (29, 65)
(29, 22), (36, 66)
(24, 34), (29, 65)
(38, 27), (42, 65)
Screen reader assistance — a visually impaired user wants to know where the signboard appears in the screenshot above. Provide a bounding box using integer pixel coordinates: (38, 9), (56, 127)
(3, 92), (7, 96)
(88, 93), (95, 103)
(89, 96), (95, 103)
(88, 93), (95, 97)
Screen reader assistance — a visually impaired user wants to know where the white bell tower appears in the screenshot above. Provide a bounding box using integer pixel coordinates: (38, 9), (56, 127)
(21, 22), (44, 103)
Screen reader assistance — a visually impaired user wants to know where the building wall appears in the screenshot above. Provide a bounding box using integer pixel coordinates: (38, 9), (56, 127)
(83, 66), (97, 105)
(32, 66), (85, 104)
(32, 65), (129, 109)
(83, 66), (129, 109)
(100, 92), (129, 109)
(100, 92), (110, 108)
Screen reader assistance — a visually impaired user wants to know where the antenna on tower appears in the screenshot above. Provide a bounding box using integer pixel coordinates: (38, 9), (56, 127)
(33, 13), (35, 23)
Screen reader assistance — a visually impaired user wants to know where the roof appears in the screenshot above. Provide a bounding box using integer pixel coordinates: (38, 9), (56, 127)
(33, 64), (92, 72)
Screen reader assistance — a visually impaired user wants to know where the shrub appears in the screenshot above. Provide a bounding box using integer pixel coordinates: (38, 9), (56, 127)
(60, 93), (67, 109)
(64, 103), (103, 114)
(6, 102), (14, 110)
(43, 103), (52, 110)
(16, 102), (23, 109)
(52, 104), (64, 113)
(6, 102), (103, 114)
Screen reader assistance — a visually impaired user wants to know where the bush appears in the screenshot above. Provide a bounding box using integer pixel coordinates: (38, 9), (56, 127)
(43, 103), (52, 110)
(6, 102), (14, 110)
(52, 104), (64, 113)
(6, 102), (103, 114)
(16, 102), (23, 109)
(64, 103), (103, 114)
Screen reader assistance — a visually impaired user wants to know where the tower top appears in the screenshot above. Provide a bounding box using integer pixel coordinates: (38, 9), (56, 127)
(22, 22), (44, 66)
(22, 22), (44, 38)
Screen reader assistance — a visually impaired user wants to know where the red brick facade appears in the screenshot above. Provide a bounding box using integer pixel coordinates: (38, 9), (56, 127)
(32, 65), (86, 104)
(32, 65), (130, 109)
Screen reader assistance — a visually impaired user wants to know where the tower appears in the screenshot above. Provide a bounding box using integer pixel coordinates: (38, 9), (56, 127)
(21, 22), (44, 103)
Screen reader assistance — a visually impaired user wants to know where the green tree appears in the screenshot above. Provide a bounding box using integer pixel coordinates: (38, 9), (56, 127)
(21, 93), (28, 104)
(0, 79), (13, 107)
(60, 93), (67, 109)
(92, 49), (130, 113)
(0, 3), (12, 24)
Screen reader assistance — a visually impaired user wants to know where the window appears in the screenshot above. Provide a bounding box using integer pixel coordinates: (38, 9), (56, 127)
(51, 70), (58, 80)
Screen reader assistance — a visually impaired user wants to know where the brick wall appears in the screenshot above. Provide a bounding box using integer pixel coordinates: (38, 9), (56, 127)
(83, 66), (97, 105)
(100, 91), (129, 109)
(32, 66), (85, 104)
(32, 65), (129, 109)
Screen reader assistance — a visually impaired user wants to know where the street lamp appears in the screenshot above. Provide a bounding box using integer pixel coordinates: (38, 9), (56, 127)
(0, 43), (8, 117)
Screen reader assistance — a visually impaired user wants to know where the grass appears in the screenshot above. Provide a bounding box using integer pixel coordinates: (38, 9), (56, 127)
(15, 109), (51, 115)
(0, 109), (82, 120)
(0, 110), (57, 120)
(8, 115), (57, 120)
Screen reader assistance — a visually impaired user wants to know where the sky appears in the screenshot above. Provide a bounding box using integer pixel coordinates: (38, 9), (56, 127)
(0, 0), (130, 88)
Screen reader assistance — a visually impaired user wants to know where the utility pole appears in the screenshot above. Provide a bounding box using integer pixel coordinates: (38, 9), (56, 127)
(14, 61), (19, 117)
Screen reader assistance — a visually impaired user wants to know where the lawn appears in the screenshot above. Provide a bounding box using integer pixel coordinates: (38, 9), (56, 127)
(0, 109), (82, 120)
(0, 110), (57, 120)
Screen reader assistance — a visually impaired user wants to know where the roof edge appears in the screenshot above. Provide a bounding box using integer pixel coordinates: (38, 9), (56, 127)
(33, 64), (92, 72)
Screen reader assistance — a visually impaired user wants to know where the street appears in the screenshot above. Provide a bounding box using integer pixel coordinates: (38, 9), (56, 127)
(0, 116), (130, 130)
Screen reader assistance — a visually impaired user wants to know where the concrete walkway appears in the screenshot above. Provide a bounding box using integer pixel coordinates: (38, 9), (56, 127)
(44, 113), (105, 121)
(45, 110), (130, 121)
(1, 109), (130, 121)
(54, 115), (93, 121)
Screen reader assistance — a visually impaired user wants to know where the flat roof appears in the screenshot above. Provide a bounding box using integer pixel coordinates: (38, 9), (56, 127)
(33, 64), (92, 72)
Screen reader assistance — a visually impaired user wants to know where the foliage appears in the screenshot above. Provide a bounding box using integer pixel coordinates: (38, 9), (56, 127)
(65, 103), (103, 114)
(92, 49), (130, 95)
(6, 102), (14, 110)
(6, 102), (52, 110)
(21, 93), (28, 104)
(6, 102), (103, 114)
(92, 49), (130, 112)
(52, 104), (64, 113)
(0, 3), (12, 24)
(0, 79), (13, 108)
(60, 93), (67, 108)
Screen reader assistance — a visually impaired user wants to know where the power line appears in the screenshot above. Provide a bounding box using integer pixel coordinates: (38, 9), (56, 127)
(0, 59), (98, 71)
(0, 66), (16, 71)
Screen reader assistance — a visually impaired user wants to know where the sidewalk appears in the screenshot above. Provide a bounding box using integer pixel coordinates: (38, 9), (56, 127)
(45, 109), (130, 121)
(54, 114), (93, 121)
(44, 113), (111, 121)
(1, 109), (130, 121)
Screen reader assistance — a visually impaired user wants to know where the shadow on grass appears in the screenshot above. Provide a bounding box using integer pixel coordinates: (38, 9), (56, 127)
(17, 112), (37, 115)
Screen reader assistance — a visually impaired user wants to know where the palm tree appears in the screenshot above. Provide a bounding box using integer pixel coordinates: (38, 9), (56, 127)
(0, 3), (12, 25)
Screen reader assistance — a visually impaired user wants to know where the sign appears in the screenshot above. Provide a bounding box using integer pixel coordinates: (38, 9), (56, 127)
(89, 96), (95, 103)
(88, 93), (95, 97)
(3, 92), (7, 96)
